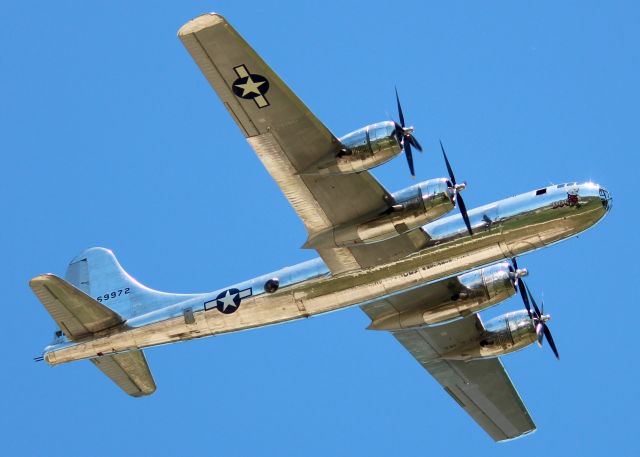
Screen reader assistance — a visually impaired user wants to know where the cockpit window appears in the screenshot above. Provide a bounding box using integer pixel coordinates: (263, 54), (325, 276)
(535, 188), (547, 196)
(556, 184), (566, 188)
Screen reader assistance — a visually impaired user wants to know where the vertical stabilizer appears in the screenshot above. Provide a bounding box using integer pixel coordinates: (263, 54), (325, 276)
(64, 247), (195, 319)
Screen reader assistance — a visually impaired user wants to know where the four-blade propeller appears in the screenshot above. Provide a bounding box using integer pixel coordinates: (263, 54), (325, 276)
(393, 88), (423, 178)
(440, 140), (473, 236)
(509, 257), (559, 360)
(525, 283), (560, 360)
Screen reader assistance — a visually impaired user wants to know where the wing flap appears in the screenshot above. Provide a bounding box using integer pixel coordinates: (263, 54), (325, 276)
(91, 350), (156, 397)
(30, 274), (124, 340)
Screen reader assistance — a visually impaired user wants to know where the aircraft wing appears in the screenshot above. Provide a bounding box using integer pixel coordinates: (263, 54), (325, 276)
(178, 14), (427, 273)
(362, 304), (536, 441)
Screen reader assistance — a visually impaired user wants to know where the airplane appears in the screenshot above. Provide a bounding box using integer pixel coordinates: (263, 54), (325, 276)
(30, 13), (612, 442)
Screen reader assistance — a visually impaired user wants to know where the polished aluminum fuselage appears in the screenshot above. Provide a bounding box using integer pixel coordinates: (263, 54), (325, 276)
(45, 181), (611, 365)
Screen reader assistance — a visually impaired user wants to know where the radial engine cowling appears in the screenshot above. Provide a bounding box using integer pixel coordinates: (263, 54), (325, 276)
(442, 310), (537, 361)
(303, 122), (401, 174)
(304, 178), (454, 249)
(368, 262), (517, 330)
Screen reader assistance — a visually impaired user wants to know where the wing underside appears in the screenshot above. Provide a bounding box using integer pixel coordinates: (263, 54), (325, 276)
(362, 293), (536, 442)
(393, 324), (536, 441)
(178, 13), (427, 273)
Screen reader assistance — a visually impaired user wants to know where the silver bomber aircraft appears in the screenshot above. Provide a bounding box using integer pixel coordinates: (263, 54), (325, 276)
(31, 13), (613, 442)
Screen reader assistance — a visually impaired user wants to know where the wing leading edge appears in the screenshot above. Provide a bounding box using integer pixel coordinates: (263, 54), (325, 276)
(178, 13), (427, 273)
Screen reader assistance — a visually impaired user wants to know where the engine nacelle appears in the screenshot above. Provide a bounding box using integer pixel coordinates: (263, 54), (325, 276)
(368, 262), (516, 329)
(304, 178), (454, 249)
(302, 121), (401, 174)
(442, 310), (537, 361)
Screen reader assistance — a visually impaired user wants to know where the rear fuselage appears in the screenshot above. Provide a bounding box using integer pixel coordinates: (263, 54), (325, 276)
(45, 181), (611, 365)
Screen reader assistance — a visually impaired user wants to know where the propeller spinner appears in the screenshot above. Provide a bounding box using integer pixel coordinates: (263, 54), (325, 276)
(393, 88), (423, 177)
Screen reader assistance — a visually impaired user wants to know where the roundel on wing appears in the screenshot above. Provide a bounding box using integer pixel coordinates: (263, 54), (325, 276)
(232, 73), (270, 100)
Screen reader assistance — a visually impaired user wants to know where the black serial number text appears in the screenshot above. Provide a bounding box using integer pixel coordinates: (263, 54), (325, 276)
(96, 288), (130, 302)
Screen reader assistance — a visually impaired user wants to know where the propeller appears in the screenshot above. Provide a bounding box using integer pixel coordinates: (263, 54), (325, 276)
(509, 257), (532, 317)
(393, 88), (423, 177)
(524, 283), (560, 360)
(439, 141), (473, 236)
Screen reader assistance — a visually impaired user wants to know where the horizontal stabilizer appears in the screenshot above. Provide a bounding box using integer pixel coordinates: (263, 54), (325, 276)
(91, 350), (156, 397)
(30, 274), (124, 340)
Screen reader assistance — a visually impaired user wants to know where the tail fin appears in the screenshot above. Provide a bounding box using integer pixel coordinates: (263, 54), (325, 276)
(30, 272), (158, 396)
(64, 247), (194, 319)
(30, 247), (189, 397)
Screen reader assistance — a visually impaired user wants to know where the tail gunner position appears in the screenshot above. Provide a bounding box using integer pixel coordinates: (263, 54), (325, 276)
(31, 13), (612, 442)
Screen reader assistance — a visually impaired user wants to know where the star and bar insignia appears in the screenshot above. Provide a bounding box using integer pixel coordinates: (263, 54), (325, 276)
(231, 65), (270, 108)
(205, 287), (253, 314)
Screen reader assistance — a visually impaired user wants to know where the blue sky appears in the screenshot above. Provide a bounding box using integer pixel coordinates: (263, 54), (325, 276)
(2, 1), (637, 455)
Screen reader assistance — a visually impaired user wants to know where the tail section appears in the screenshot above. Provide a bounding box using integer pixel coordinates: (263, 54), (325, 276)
(64, 247), (195, 319)
(30, 271), (157, 397)
(30, 273), (125, 340)
(31, 247), (195, 397)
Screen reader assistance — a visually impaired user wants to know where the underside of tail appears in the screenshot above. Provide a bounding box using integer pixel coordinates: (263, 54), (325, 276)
(30, 247), (193, 397)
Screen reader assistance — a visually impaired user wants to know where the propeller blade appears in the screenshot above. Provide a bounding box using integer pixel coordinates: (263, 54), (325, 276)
(543, 324), (560, 359)
(404, 140), (415, 177)
(527, 284), (543, 318)
(456, 193), (473, 236)
(395, 87), (405, 127)
(511, 257), (519, 271)
(409, 134), (423, 152)
(440, 140), (457, 185)
(518, 279), (532, 318)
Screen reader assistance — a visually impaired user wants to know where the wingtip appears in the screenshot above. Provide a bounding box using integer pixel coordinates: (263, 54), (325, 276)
(178, 12), (226, 37)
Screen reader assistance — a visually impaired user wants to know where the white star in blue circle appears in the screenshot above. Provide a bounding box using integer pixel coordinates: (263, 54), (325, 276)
(216, 288), (241, 314)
